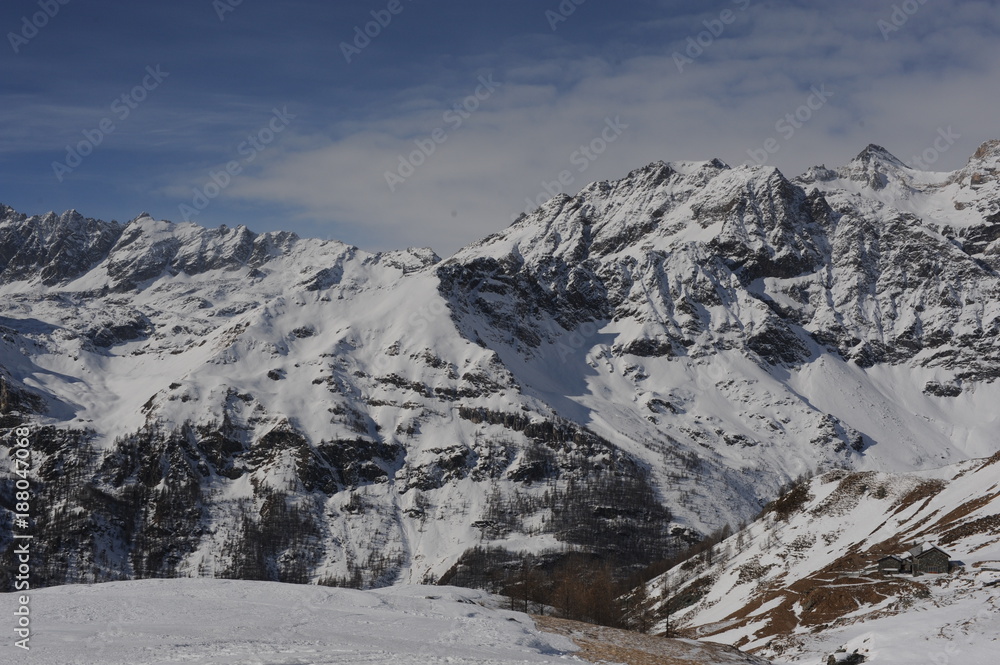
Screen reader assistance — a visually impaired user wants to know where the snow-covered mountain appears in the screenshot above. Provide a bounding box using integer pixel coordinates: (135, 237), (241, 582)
(651, 451), (1000, 663)
(1, 140), (999, 591)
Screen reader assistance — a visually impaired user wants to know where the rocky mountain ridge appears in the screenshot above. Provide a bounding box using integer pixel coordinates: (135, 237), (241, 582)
(1, 140), (999, 591)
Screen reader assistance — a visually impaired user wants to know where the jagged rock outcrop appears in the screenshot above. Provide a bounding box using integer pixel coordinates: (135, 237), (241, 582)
(0, 207), (122, 285)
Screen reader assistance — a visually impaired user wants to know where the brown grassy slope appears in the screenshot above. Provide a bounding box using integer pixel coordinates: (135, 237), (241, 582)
(533, 615), (773, 665)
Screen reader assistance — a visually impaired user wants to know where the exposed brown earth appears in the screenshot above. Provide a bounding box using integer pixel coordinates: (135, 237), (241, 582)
(669, 467), (993, 652)
(976, 450), (1000, 469)
(940, 514), (1000, 546)
(890, 478), (946, 515)
(688, 566), (928, 652)
(533, 615), (773, 665)
(927, 492), (1000, 534)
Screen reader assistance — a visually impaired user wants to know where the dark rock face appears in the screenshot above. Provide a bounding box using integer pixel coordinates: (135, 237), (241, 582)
(0, 210), (314, 292)
(0, 409), (672, 590)
(960, 222), (1000, 256)
(827, 651), (866, 665)
(746, 318), (809, 366)
(706, 170), (827, 284)
(923, 381), (963, 397)
(85, 308), (153, 347)
(0, 209), (122, 285)
(107, 219), (273, 289)
(0, 375), (45, 418)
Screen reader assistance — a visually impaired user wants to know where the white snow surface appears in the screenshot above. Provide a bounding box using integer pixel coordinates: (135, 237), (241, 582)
(773, 582), (1000, 665)
(0, 580), (585, 665)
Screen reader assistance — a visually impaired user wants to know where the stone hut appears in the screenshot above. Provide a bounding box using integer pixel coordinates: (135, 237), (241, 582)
(876, 543), (951, 575)
(876, 554), (905, 573)
(910, 543), (950, 574)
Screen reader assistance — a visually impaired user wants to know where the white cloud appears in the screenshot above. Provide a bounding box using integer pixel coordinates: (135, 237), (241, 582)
(199, 1), (1000, 256)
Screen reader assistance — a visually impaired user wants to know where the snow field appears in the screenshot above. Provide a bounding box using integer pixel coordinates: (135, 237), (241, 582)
(0, 580), (586, 665)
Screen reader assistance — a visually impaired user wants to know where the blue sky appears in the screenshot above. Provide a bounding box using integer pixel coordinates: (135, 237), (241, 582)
(2, 0), (999, 256)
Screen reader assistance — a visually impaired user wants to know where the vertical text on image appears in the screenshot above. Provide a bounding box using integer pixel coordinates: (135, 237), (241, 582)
(11, 425), (33, 651)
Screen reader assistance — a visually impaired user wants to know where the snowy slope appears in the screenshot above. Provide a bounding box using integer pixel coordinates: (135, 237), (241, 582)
(771, 583), (1000, 665)
(0, 578), (782, 665)
(649, 452), (1000, 662)
(0, 580), (582, 664)
(1, 140), (1000, 591)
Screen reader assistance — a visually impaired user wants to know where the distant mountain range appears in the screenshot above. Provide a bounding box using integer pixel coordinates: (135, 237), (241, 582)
(2, 139), (999, 592)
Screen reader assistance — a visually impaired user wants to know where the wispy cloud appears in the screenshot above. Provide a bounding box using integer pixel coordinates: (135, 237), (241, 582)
(198, 1), (1000, 254)
(2, 0), (999, 255)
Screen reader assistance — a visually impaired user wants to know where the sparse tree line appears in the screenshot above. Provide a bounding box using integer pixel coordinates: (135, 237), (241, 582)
(433, 510), (777, 637)
(438, 547), (676, 634)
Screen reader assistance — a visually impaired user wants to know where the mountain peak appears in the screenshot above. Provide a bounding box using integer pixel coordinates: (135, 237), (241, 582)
(852, 143), (907, 168)
(839, 144), (909, 190)
(971, 138), (1000, 162)
(617, 158), (729, 189)
(665, 157), (729, 175)
(617, 160), (676, 185)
